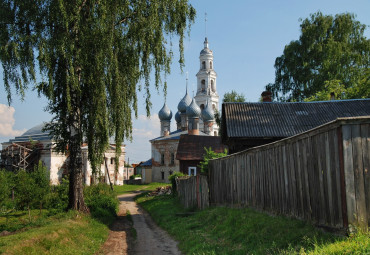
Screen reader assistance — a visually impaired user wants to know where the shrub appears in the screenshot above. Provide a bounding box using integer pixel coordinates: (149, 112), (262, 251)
(45, 177), (69, 213)
(84, 183), (119, 225)
(168, 172), (185, 194)
(199, 147), (228, 174)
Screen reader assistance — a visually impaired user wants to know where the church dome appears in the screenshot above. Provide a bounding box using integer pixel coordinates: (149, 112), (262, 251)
(22, 123), (48, 136)
(177, 91), (192, 113)
(175, 111), (181, 123)
(202, 101), (214, 121)
(158, 103), (172, 121)
(200, 37), (213, 56)
(186, 98), (201, 118)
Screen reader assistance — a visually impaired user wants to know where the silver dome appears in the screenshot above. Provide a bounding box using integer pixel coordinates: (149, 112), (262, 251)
(177, 92), (192, 113)
(202, 101), (214, 121)
(158, 103), (172, 121)
(186, 98), (201, 118)
(175, 111), (181, 123)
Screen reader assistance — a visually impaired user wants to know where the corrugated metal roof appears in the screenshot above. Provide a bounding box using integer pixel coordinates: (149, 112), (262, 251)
(176, 135), (226, 161)
(223, 99), (370, 138)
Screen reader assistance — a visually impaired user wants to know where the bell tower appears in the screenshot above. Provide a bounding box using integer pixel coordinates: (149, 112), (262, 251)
(194, 37), (219, 136)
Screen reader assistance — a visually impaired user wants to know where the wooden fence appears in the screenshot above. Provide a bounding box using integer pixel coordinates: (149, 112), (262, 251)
(209, 117), (370, 230)
(176, 175), (209, 210)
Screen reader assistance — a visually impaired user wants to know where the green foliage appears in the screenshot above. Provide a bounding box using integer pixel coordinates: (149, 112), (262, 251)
(84, 183), (119, 225)
(267, 12), (370, 101)
(45, 178), (69, 213)
(113, 182), (166, 195)
(31, 161), (50, 213)
(136, 194), (368, 255)
(168, 172), (186, 194)
(0, 170), (15, 220)
(199, 147), (228, 174)
(14, 170), (37, 221)
(222, 90), (246, 103)
(130, 174), (141, 180)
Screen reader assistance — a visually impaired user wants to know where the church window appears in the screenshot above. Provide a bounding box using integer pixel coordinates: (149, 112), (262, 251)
(201, 80), (205, 91)
(161, 171), (165, 180)
(214, 131), (218, 136)
(210, 61), (213, 69)
(211, 80), (215, 92)
(200, 104), (205, 110)
(110, 158), (114, 164)
(170, 153), (175, 165)
(212, 104), (216, 110)
(161, 153), (165, 165)
(202, 61), (206, 69)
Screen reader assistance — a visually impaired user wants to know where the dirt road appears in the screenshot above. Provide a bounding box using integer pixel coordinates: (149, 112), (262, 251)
(100, 192), (181, 255)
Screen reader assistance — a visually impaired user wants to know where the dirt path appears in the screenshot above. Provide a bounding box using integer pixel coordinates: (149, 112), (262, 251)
(100, 192), (181, 255)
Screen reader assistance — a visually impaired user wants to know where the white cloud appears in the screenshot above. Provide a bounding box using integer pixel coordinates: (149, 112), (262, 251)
(0, 104), (26, 137)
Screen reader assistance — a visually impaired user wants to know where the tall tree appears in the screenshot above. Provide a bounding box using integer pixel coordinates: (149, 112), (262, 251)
(266, 12), (370, 102)
(0, 1), (195, 212)
(222, 90), (246, 103)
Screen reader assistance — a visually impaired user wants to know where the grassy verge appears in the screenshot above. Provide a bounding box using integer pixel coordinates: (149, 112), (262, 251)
(113, 182), (168, 195)
(136, 194), (369, 254)
(0, 211), (108, 255)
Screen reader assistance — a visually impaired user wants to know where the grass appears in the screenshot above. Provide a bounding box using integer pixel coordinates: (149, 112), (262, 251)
(113, 182), (169, 195)
(126, 210), (137, 240)
(0, 210), (108, 255)
(136, 194), (370, 255)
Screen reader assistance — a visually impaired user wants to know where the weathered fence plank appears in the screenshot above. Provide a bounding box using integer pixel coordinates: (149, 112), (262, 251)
(208, 117), (370, 230)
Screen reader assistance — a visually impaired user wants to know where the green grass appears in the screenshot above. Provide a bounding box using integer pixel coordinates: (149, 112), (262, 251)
(113, 182), (169, 195)
(0, 211), (108, 255)
(136, 194), (369, 255)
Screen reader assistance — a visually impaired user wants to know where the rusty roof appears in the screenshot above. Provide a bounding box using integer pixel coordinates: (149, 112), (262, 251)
(176, 135), (227, 161)
(222, 99), (370, 138)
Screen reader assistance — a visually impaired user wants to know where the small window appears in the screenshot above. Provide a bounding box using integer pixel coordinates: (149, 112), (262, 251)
(201, 80), (205, 91)
(161, 171), (165, 180)
(214, 131), (217, 136)
(210, 61), (213, 69)
(211, 80), (215, 92)
(202, 61), (206, 69)
(169, 170), (173, 176)
(110, 158), (114, 164)
(170, 153), (175, 165)
(212, 104), (216, 110)
(200, 104), (205, 110)
(161, 154), (165, 165)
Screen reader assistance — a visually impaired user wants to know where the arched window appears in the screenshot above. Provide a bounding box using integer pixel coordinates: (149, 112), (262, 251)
(201, 80), (205, 91)
(210, 61), (213, 69)
(212, 104), (216, 110)
(214, 131), (217, 136)
(200, 104), (205, 110)
(202, 61), (206, 69)
(211, 80), (215, 92)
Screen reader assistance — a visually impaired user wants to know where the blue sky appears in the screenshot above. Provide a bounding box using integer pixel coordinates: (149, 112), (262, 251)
(1, 0), (369, 163)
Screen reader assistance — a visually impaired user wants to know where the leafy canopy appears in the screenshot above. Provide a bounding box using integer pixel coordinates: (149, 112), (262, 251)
(0, 0), (195, 172)
(222, 90), (246, 103)
(266, 12), (370, 102)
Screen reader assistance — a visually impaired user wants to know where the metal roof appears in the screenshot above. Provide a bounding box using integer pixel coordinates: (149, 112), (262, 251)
(150, 129), (208, 142)
(223, 99), (370, 138)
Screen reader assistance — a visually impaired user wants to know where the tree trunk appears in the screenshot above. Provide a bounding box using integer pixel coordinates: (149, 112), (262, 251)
(67, 117), (89, 213)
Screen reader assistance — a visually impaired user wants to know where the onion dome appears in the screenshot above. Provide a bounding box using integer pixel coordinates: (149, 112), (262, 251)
(175, 111), (181, 123)
(158, 103), (172, 121)
(186, 98), (201, 118)
(200, 37), (213, 55)
(202, 101), (214, 122)
(177, 91), (192, 113)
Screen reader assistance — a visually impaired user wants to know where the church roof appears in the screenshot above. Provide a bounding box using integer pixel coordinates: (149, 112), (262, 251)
(7, 122), (52, 143)
(175, 111), (181, 123)
(201, 101), (214, 121)
(178, 91), (192, 113)
(222, 99), (370, 139)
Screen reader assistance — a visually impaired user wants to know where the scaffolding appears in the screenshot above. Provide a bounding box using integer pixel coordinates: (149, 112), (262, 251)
(0, 142), (42, 172)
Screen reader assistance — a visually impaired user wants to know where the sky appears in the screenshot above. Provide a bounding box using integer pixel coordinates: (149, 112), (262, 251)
(1, 0), (370, 164)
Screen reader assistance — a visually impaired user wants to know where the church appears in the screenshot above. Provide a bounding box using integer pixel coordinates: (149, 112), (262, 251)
(150, 37), (221, 183)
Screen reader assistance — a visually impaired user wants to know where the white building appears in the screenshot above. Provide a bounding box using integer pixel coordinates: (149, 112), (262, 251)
(1, 123), (126, 185)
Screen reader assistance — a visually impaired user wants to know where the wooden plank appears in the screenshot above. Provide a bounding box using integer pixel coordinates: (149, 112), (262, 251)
(329, 129), (341, 227)
(318, 133), (328, 225)
(352, 124), (368, 228)
(342, 125), (356, 230)
(324, 132), (334, 226)
(360, 124), (370, 226)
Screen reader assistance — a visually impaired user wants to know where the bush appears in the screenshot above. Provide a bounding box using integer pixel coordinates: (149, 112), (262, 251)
(84, 183), (119, 225)
(199, 147), (228, 174)
(45, 178), (69, 213)
(168, 172), (185, 195)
